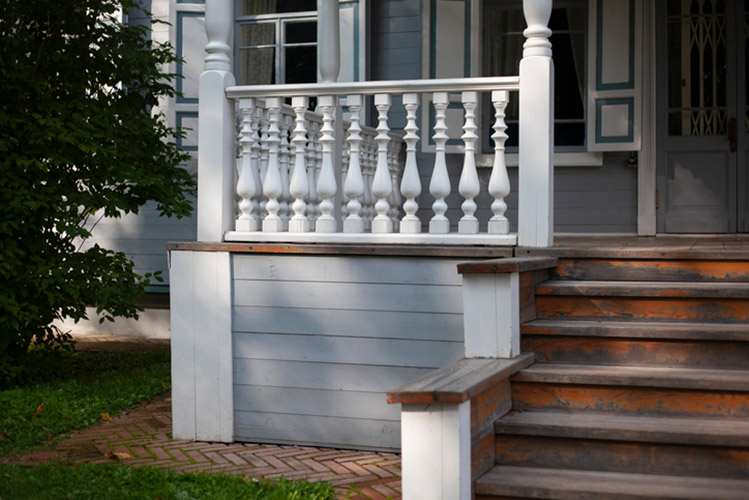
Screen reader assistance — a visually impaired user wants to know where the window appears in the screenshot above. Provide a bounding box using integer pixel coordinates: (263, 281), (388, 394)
(482, 0), (587, 150)
(237, 0), (318, 85)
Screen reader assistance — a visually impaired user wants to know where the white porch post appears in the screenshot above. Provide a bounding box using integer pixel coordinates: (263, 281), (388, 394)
(518, 0), (554, 247)
(317, 0), (340, 83)
(197, 0), (235, 242)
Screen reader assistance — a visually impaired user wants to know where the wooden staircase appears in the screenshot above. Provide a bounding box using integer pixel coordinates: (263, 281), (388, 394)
(475, 256), (749, 499)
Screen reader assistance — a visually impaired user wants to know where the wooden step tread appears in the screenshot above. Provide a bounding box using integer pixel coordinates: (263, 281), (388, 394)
(475, 465), (749, 499)
(522, 319), (749, 340)
(495, 411), (749, 447)
(512, 363), (749, 391)
(536, 280), (749, 298)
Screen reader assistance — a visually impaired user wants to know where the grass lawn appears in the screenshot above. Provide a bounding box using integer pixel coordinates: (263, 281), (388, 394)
(0, 348), (171, 457)
(0, 463), (333, 499)
(0, 347), (336, 499)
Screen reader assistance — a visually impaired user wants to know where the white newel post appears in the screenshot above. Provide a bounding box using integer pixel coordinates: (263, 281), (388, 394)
(197, 0), (235, 242)
(401, 402), (471, 500)
(463, 272), (520, 358)
(518, 0), (554, 247)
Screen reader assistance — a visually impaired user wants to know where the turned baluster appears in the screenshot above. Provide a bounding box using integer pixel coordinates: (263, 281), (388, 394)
(489, 90), (511, 234)
(307, 121), (320, 230)
(258, 107), (270, 217)
(279, 113), (292, 230)
(458, 91), (480, 234)
(343, 95), (365, 233)
(388, 141), (401, 232)
(429, 92), (451, 233)
(372, 94), (393, 233)
(236, 98), (258, 232)
(316, 96), (338, 233)
(400, 93), (421, 233)
(362, 134), (375, 231)
(250, 105), (263, 220)
(289, 97), (310, 233)
(262, 97), (283, 232)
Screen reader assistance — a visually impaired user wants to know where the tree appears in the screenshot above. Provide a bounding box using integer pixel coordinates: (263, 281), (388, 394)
(0, 0), (195, 379)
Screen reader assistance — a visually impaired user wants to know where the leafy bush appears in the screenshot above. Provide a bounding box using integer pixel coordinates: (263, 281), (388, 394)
(0, 0), (195, 379)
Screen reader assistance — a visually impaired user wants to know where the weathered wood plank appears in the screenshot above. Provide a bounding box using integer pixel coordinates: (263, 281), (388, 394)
(457, 257), (558, 275)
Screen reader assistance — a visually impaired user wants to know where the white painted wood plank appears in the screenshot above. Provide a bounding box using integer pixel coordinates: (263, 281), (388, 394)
(86, 223), (197, 239)
(232, 255), (465, 285)
(233, 280), (464, 313)
(233, 359), (434, 392)
(225, 231), (516, 246)
(234, 412), (401, 450)
(170, 251), (196, 439)
(232, 306), (463, 341)
(233, 386), (400, 420)
(232, 332), (463, 368)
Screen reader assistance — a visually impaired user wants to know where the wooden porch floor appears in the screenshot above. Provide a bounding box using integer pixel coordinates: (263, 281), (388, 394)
(521, 235), (749, 260)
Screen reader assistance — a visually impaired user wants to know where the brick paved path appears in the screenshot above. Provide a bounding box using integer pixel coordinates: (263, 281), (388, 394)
(7, 392), (402, 499)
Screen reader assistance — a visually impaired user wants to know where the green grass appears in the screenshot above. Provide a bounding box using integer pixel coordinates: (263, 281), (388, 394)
(0, 349), (171, 457)
(0, 463), (334, 499)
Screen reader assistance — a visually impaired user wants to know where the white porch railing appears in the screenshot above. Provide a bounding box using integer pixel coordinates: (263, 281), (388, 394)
(197, 0), (553, 247)
(224, 79), (517, 245)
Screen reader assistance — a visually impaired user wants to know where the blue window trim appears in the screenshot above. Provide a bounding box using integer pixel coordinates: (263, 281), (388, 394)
(176, 12), (204, 104)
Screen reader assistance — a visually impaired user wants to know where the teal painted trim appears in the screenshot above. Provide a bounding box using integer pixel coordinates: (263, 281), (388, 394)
(596, 0), (635, 90)
(595, 97), (634, 143)
(176, 111), (199, 151)
(144, 285), (170, 293)
(428, 101), (464, 146)
(430, 0), (437, 79)
(176, 12), (203, 104)
(463, 0), (470, 77)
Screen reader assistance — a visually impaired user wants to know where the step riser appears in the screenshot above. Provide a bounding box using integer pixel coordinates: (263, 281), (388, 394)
(536, 296), (749, 322)
(553, 259), (749, 282)
(495, 435), (749, 479)
(511, 382), (749, 418)
(521, 336), (749, 369)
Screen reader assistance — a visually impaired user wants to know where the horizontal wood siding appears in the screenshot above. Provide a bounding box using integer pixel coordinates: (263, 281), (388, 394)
(232, 254), (469, 450)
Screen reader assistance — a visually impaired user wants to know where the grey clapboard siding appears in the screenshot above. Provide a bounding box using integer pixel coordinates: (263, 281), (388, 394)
(231, 254), (470, 451)
(234, 412), (401, 451)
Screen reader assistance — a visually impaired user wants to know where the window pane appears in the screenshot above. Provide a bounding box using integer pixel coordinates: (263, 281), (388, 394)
(285, 21), (316, 44)
(285, 46), (316, 83)
(242, 0), (316, 15)
(240, 23), (275, 47)
(240, 47), (276, 84)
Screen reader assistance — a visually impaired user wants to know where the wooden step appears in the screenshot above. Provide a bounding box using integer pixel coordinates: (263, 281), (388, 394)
(553, 258), (749, 282)
(521, 335), (749, 368)
(522, 319), (749, 341)
(494, 434), (749, 479)
(536, 280), (749, 298)
(495, 410), (749, 447)
(475, 466), (749, 499)
(535, 295), (749, 322)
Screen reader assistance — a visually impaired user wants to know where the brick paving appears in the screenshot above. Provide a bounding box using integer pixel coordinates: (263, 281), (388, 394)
(4, 392), (402, 499)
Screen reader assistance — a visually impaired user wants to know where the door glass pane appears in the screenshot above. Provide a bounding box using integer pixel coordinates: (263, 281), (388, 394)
(240, 47), (276, 84)
(667, 0), (728, 136)
(242, 0), (315, 15)
(285, 46), (316, 83)
(285, 21), (316, 44)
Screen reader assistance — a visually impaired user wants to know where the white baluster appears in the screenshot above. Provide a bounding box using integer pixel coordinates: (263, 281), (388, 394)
(262, 97), (283, 232)
(389, 141), (401, 232)
(307, 121), (319, 230)
(489, 90), (511, 234)
(250, 105), (263, 220)
(316, 95), (338, 233)
(289, 97), (310, 233)
(429, 92), (451, 234)
(259, 107), (270, 217)
(459, 91), (480, 234)
(372, 94), (393, 233)
(400, 93), (421, 233)
(363, 134), (375, 231)
(279, 113), (292, 230)
(236, 99), (258, 232)
(343, 95), (365, 233)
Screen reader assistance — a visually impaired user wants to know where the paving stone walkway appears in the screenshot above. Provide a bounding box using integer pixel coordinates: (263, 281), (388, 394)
(7, 392), (402, 499)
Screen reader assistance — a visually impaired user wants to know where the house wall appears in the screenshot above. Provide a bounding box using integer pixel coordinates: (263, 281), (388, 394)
(230, 253), (467, 450)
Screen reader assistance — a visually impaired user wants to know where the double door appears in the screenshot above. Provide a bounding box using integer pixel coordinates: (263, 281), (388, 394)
(657, 0), (749, 233)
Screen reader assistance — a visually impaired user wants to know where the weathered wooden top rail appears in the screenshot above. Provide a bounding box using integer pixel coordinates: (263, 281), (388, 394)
(226, 76), (520, 99)
(387, 353), (534, 405)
